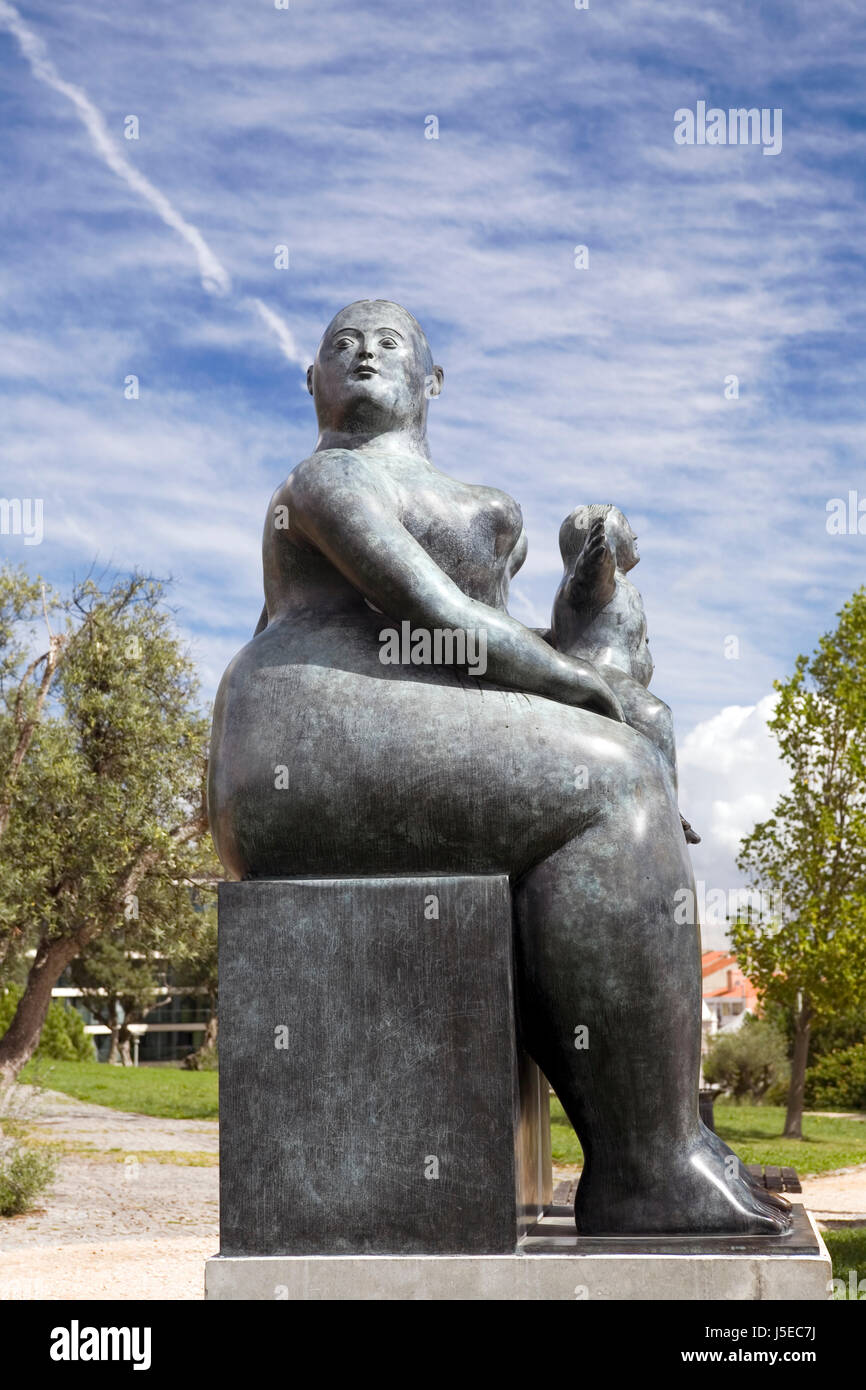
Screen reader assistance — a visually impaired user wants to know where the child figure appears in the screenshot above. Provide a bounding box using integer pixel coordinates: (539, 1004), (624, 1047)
(551, 503), (700, 844)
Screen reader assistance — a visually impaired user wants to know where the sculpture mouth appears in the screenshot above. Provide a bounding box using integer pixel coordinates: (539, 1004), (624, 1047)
(352, 367), (379, 379)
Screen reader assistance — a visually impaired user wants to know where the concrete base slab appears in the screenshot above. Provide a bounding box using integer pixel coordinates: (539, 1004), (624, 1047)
(205, 1205), (831, 1301)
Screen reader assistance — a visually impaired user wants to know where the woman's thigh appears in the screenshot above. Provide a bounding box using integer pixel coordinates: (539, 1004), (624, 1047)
(210, 647), (663, 879)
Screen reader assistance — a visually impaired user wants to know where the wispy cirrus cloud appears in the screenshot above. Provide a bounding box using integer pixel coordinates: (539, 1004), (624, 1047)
(0, 0), (307, 363)
(2, 0), (865, 913)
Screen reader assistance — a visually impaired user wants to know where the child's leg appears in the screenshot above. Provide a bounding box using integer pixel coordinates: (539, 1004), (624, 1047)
(596, 666), (677, 786)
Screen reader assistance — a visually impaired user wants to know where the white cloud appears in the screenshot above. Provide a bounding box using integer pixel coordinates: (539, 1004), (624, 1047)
(677, 694), (790, 946)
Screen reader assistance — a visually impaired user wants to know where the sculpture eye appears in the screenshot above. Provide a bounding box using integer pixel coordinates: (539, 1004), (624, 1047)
(379, 338), (398, 349)
(334, 337), (354, 349)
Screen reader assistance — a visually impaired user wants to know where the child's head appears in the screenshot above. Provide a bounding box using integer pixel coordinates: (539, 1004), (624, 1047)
(559, 504), (640, 572)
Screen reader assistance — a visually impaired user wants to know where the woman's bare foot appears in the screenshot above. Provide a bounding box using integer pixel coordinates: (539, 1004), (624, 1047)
(700, 1120), (792, 1215)
(574, 1133), (794, 1236)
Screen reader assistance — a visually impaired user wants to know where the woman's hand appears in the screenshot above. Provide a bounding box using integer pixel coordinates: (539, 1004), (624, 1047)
(560, 656), (626, 723)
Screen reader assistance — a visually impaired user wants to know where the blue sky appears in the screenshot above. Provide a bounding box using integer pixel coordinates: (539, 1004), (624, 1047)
(1, 0), (864, 936)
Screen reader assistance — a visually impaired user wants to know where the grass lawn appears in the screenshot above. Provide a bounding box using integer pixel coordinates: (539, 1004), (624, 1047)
(823, 1229), (866, 1297)
(19, 1059), (218, 1120)
(551, 1098), (866, 1176)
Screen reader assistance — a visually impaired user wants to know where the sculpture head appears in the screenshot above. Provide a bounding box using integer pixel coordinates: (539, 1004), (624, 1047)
(560, 503), (640, 573)
(307, 300), (444, 447)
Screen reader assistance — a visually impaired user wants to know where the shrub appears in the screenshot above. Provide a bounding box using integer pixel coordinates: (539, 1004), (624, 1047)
(0, 986), (94, 1063)
(805, 1043), (866, 1111)
(183, 1042), (218, 1072)
(0, 1142), (57, 1216)
(703, 1017), (790, 1103)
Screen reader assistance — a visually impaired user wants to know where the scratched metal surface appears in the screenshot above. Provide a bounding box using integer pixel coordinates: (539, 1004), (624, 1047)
(218, 875), (550, 1256)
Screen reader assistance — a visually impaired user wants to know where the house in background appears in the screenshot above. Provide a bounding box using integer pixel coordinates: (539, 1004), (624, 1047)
(701, 950), (759, 1036)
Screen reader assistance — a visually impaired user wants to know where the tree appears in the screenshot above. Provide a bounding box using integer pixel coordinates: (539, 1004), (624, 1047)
(0, 567), (64, 973)
(174, 894), (218, 1068)
(702, 1017), (789, 1103)
(732, 588), (866, 1138)
(0, 567), (65, 845)
(0, 573), (211, 1082)
(70, 875), (216, 1065)
(70, 933), (170, 1066)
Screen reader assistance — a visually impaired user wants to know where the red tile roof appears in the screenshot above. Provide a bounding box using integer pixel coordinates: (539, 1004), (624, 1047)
(701, 950), (735, 976)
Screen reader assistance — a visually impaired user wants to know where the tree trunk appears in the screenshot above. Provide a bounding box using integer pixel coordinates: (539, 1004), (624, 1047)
(184, 1001), (217, 1070)
(784, 999), (813, 1139)
(117, 1019), (135, 1066)
(107, 1022), (122, 1065)
(0, 935), (80, 1083)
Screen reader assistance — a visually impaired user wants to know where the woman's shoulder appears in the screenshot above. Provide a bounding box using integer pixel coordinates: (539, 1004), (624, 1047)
(282, 450), (399, 514)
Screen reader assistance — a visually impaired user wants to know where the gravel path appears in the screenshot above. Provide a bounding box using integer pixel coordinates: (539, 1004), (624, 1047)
(0, 1087), (218, 1300)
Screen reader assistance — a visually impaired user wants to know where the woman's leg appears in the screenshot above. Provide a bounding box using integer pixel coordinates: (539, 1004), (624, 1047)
(513, 738), (790, 1235)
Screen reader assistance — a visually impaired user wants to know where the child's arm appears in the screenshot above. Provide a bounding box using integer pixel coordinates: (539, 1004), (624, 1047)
(551, 516), (617, 650)
(563, 516), (616, 618)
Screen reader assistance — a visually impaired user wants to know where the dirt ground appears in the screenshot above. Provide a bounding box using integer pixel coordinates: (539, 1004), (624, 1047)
(1, 1088), (864, 1299)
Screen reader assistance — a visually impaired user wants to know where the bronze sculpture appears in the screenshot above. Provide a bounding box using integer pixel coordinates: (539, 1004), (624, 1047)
(209, 299), (791, 1236)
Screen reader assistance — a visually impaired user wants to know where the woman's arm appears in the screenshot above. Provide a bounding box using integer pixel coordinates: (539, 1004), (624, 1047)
(287, 452), (624, 721)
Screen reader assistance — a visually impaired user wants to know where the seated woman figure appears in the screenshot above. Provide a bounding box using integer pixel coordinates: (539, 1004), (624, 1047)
(208, 299), (790, 1236)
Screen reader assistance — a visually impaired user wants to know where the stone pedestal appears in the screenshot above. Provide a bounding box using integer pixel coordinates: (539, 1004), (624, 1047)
(206, 1204), (831, 1301)
(216, 876), (551, 1258)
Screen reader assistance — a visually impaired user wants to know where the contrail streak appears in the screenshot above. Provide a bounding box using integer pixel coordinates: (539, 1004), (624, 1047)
(250, 298), (303, 366)
(0, 1), (307, 364)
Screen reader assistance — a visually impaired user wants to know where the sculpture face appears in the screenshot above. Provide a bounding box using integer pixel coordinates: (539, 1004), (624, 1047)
(606, 510), (640, 571)
(307, 299), (442, 438)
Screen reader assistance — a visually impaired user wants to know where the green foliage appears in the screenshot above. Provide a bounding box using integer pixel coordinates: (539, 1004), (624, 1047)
(809, 1004), (866, 1060)
(0, 1142), (57, 1216)
(760, 998), (866, 1061)
(703, 1018), (790, 1102)
(1, 571), (214, 956)
(0, 986), (93, 1062)
(731, 588), (866, 1132)
(19, 1059), (218, 1119)
(0, 566), (63, 976)
(733, 587), (866, 1019)
(805, 1043), (866, 1110)
(0, 567), (220, 1073)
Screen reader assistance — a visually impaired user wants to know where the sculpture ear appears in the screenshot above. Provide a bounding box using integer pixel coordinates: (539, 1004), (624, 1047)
(426, 365), (444, 399)
(306, 366), (315, 396)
